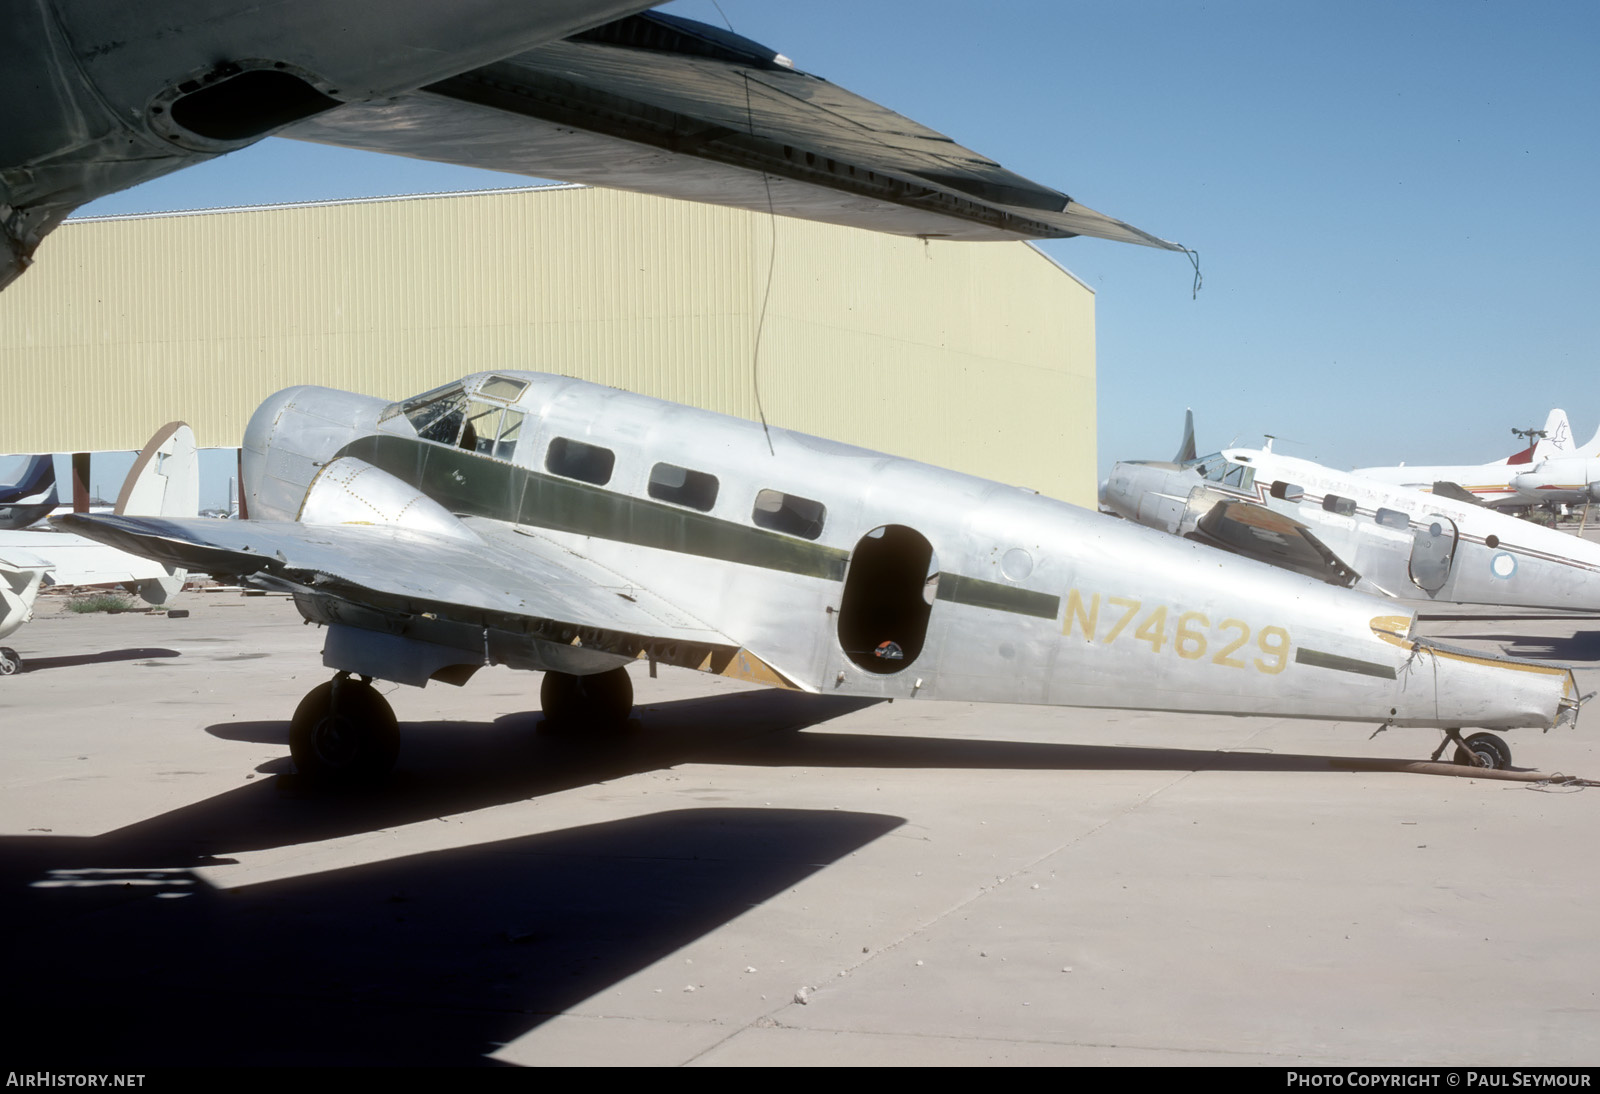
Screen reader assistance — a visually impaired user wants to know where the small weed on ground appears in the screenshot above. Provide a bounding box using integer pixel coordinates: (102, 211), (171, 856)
(67, 593), (138, 614)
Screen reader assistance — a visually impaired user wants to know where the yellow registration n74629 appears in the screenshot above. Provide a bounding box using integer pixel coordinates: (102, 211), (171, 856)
(1062, 589), (1289, 674)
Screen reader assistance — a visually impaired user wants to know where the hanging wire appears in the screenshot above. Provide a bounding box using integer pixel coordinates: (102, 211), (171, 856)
(738, 62), (779, 457)
(1181, 246), (1203, 299)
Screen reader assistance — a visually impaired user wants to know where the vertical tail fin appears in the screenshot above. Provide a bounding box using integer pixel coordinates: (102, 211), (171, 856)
(114, 423), (197, 604)
(1173, 408), (1197, 464)
(1533, 409), (1574, 458)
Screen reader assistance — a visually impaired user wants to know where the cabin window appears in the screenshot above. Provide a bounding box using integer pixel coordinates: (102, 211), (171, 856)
(1269, 481), (1304, 502)
(1323, 494), (1356, 516)
(1375, 507), (1410, 531)
(753, 489), (826, 540)
(648, 463), (719, 511)
(546, 437), (615, 485)
(463, 403), (525, 460)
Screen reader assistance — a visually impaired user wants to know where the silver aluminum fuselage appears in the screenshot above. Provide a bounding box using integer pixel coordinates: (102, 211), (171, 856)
(1104, 448), (1600, 611)
(243, 372), (1578, 732)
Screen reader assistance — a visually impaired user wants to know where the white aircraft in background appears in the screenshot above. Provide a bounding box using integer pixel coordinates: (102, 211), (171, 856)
(1354, 409), (1600, 509)
(60, 375), (1580, 780)
(1103, 413), (1600, 626)
(0, 424), (197, 675)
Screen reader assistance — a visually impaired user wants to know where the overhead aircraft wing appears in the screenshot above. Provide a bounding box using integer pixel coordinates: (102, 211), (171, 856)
(52, 512), (768, 679)
(284, 11), (1181, 249)
(1191, 501), (1359, 588)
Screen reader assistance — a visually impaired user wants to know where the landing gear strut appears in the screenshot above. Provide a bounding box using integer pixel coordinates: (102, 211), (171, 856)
(0, 647), (20, 675)
(1431, 728), (1513, 770)
(289, 673), (399, 782)
(539, 667), (634, 731)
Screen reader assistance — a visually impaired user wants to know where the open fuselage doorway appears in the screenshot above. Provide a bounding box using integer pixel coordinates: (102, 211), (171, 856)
(837, 524), (938, 674)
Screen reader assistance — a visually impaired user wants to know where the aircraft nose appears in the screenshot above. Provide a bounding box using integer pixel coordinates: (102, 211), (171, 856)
(242, 385), (389, 521)
(1100, 464), (1139, 519)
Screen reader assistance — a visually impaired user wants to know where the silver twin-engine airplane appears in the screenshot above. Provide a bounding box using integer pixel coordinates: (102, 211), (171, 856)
(60, 374), (1581, 780)
(1103, 413), (1600, 619)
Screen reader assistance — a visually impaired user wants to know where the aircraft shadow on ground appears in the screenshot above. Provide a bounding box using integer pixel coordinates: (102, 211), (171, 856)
(1433, 630), (1600, 661)
(0, 807), (900, 1067)
(181, 688), (1462, 858)
(16, 647), (180, 672)
(0, 689), (1499, 1065)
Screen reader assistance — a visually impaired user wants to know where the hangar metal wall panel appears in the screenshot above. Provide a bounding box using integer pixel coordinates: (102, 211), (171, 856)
(0, 185), (1096, 503)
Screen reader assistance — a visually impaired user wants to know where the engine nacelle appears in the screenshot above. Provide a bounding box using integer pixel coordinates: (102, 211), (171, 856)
(297, 457), (479, 542)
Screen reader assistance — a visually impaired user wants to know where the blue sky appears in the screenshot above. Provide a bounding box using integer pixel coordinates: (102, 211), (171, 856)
(66, 0), (1600, 484)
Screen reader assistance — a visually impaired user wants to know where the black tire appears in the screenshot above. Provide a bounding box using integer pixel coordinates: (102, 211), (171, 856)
(0, 647), (19, 676)
(1453, 731), (1512, 771)
(289, 679), (400, 782)
(539, 667), (633, 729)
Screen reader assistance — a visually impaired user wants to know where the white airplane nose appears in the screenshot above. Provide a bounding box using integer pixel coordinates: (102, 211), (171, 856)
(1098, 477), (1111, 508)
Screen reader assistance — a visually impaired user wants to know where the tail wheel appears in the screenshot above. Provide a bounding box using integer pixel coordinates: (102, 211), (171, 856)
(1453, 732), (1512, 771)
(0, 647), (19, 675)
(289, 677), (399, 782)
(540, 667), (633, 729)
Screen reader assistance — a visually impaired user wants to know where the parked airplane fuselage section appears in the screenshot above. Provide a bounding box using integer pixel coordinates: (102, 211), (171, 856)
(0, 455), (59, 530)
(1103, 449), (1600, 612)
(235, 373), (1574, 731)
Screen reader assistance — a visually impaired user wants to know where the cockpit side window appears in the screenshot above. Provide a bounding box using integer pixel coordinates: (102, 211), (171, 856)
(463, 402), (526, 460)
(1188, 452), (1225, 481)
(1191, 453), (1252, 490)
(392, 383), (469, 445)
(1222, 463), (1256, 491)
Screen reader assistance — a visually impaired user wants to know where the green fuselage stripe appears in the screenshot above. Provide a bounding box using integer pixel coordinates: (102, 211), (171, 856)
(1294, 647), (1397, 679)
(339, 435), (851, 580)
(337, 435), (1061, 620)
(934, 573), (1062, 620)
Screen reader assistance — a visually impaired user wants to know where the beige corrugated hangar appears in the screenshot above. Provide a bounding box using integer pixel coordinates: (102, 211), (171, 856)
(0, 184), (1097, 504)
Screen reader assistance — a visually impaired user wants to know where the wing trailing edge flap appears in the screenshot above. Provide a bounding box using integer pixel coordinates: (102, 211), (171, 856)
(282, 11), (1180, 250)
(53, 513), (799, 686)
(1191, 500), (1360, 588)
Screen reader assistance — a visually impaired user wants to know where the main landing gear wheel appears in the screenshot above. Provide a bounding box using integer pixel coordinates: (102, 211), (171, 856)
(0, 647), (20, 675)
(289, 674), (399, 783)
(1453, 731), (1513, 771)
(539, 667), (634, 731)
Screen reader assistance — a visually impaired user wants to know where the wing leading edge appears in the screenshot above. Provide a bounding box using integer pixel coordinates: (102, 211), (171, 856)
(54, 512), (800, 689)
